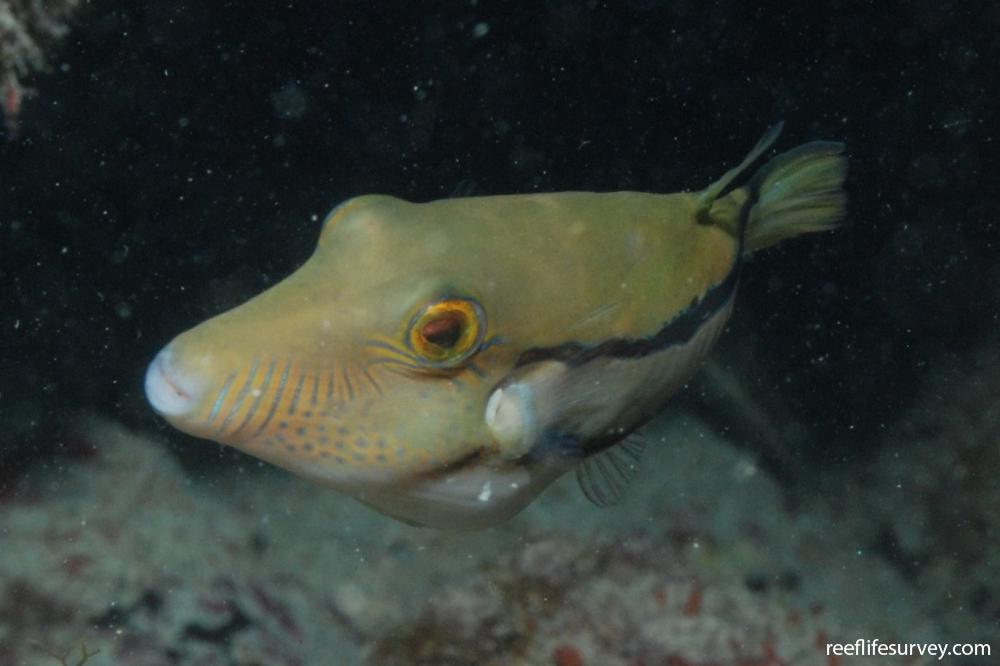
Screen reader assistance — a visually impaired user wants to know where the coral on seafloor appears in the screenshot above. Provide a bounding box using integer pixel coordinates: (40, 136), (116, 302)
(0, 416), (931, 666)
(850, 344), (1000, 644)
(13, 352), (997, 666)
(0, 418), (364, 666)
(0, 0), (82, 137)
(370, 533), (912, 666)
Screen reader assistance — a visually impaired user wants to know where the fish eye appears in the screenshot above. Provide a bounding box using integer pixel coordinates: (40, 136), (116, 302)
(407, 298), (485, 368)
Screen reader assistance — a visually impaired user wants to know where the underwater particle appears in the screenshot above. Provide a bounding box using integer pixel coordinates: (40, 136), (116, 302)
(271, 81), (308, 121)
(949, 45), (978, 72)
(472, 22), (489, 38)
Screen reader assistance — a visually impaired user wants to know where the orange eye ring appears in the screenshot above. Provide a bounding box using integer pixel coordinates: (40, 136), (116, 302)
(406, 298), (485, 368)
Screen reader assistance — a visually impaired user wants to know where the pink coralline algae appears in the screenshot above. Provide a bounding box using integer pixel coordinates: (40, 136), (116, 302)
(370, 533), (906, 666)
(0, 0), (81, 138)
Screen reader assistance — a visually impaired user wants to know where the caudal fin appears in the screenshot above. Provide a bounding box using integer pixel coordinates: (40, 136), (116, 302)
(744, 140), (847, 253)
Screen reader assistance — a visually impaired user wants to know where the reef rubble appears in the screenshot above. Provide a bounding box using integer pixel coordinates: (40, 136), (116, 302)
(0, 399), (973, 665)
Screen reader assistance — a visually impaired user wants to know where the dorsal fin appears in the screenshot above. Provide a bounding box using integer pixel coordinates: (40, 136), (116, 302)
(575, 434), (647, 507)
(696, 122), (784, 211)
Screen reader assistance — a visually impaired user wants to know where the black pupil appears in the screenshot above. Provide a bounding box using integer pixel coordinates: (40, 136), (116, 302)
(421, 314), (463, 348)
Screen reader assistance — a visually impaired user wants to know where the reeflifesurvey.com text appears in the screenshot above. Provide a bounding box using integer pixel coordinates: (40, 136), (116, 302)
(826, 639), (990, 660)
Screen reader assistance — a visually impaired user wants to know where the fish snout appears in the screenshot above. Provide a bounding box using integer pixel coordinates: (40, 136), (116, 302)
(145, 345), (208, 418)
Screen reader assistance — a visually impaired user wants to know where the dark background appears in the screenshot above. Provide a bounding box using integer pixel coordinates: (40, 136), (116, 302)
(1, 1), (997, 474)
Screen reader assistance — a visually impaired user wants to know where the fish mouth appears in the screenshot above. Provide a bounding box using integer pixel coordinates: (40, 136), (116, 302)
(144, 346), (207, 418)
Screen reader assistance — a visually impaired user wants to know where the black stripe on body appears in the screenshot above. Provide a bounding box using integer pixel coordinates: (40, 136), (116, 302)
(515, 190), (753, 368)
(516, 259), (741, 367)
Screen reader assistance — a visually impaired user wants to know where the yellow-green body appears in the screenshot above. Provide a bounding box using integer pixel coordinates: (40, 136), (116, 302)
(145, 126), (846, 528)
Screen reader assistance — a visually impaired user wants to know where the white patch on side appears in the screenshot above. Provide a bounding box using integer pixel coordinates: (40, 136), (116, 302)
(484, 384), (535, 458)
(484, 388), (503, 425)
(477, 481), (492, 503)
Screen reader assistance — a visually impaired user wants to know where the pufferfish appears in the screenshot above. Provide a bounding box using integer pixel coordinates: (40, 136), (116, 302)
(145, 123), (846, 529)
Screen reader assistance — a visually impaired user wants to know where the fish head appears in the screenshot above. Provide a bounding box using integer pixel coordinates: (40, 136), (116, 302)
(145, 194), (587, 528)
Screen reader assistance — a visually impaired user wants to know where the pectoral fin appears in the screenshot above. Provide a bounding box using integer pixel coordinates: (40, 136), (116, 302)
(576, 434), (647, 507)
